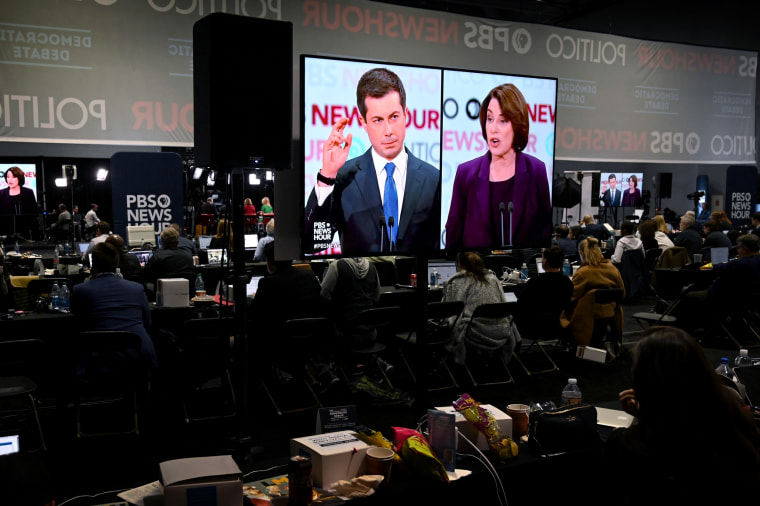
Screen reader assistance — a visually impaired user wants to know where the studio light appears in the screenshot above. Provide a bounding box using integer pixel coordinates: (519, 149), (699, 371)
(266, 170), (273, 181)
(248, 173), (261, 185)
(207, 170), (217, 187)
(192, 166), (205, 180)
(55, 178), (68, 188)
(96, 168), (109, 181)
(61, 164), (77, 180)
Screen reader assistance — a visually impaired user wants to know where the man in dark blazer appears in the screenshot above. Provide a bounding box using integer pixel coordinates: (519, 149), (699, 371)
(600, 174), (622, 207)
(304, 68), (440, 255)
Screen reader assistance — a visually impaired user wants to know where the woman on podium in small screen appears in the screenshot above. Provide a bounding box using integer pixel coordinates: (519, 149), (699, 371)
(0, 166), (38, 237)
(445, 83), (551, 250)
(622, 175), (642, 207)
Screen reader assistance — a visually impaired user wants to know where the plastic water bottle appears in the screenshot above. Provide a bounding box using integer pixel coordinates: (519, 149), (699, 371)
(430, 268), (438, 287)
(50, 282), (61, 311)
(734, 349), (752, 368)
(563, 258), (571, 276)
(53, 247), (60, 271)
(561, 378), (582, 405)
(715, 357), (735, 381)
(14, 241), (19, 253)
(195, 273), (205, 297)
(59, 282), (70, 313)
(115, 267), (124, 279)
(520, 262), (529, 282)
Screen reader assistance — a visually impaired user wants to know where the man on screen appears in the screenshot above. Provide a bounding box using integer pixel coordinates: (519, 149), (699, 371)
(304, 68), (440, 254)
(600, 174), (622, 207)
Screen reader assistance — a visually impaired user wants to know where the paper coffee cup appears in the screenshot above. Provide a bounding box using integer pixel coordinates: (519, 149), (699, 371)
(365, 446), (394, 485)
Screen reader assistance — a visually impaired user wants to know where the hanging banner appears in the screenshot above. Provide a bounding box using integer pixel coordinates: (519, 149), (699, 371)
(109, 152), (184, 240)
(725, 165), (757, 226)
(0, 0), (756, 164)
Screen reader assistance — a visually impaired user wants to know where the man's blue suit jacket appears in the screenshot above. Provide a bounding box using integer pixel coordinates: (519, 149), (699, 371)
(305, 148), (440, 254)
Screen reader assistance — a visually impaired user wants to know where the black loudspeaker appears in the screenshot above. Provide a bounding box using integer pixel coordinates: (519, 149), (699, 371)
(194, 13), (293, 170)
(590, 172), (601, 207)
(658, 173), (672, 199)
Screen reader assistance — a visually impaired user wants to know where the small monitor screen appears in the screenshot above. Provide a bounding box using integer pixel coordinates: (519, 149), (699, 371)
(0, 435), (20, 456)
(129, 250), (153, 268)
(206, 249), (224, 264)
(127, 225), (156, 247)
(244, 234), (259, 250)
(78, 242), (89, 254)
(599, 172), (644, 207)
(198, 235), (213, 250)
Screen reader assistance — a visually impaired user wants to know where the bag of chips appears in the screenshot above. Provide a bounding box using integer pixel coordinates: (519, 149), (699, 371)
(453, 393), (518, 459)
(391, 427), (450, 483)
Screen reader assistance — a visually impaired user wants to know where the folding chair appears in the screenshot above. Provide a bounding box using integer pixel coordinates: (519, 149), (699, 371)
(462, 302), (515, 387)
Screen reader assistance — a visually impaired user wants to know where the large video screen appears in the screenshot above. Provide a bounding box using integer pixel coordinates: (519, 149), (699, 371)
(301, 55), (557, 256)
(599, 172), (645, 207)
(0, 160), (40, 238)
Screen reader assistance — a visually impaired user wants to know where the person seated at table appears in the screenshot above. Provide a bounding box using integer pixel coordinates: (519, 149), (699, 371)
(249, 242), (335, 388)
(260, 196), (273, 214)
(711, 210), (734, 231)
(243, 198), (256, 217)
(675, 234), (760, 336)
(209, 218), (232, 256)
(442, 251), (517, 366)
(672, 214), (703, 260)
(638, 218), (674, 252)
(143, 226), (194, 290)
(580, 214), (611, 242)
(552, 225), (578, 257)
(71, 242), (157, 373)
(320, 256), (386, 367)
(611, 220), (644, 265)
(561, 237), (625, 354)
(702, 219), (733, 262)
(104, 234), (143, 283)
(606, 326), (760, 504)
(514, 246), (573, 336)
(169, 223), (197, 256)
(253, 219), (274, 263)
(750, 211), (760, 238)
(83, 221), (111, 262)
(568, 224), (586, 244)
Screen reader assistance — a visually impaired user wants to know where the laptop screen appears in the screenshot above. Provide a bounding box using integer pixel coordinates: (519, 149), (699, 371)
(710, 246), (729, 264)
(206, 249), (224, 264)
(129, 250), (153, 268)
(246, 275), (263, 297)
(244, 234), (259, 250)
(78, 242), (89, 254)
(198, 235), (213, 250)
(428, 261), (459, 285)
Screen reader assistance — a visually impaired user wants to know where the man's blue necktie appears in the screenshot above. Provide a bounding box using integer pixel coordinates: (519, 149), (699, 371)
(383, 162), (398, 249)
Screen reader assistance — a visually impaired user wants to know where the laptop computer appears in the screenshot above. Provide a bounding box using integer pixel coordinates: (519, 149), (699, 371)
(596, 407), (634, 428)
(244, 233), (259, 250)
(428, 260), (458, 285)
(710, 246), (729, 264)
(734, 364), (760, 408)
(128, 250), (153, 268)
(198, 235), (213, 250)
(246, 275), (263, 297)
(206, 248), (224, 265)
(78, 242), (90, 254)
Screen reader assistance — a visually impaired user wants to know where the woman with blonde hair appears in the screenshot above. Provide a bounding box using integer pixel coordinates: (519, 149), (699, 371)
(209, 217), (233, 253)
(653, 214), (670, 234)
(561, 237), (625, 352)
(261, 196), (273, 214)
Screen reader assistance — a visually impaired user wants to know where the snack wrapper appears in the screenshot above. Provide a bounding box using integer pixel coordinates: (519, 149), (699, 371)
(354, 425), (402, 464)
(391, 427), (450, 483)
(453, 393), (518, 459)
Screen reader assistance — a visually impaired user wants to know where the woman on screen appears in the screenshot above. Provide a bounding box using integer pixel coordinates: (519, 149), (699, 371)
(0, 166), (38, 238)
(621, 175), (642, 207)
(445, 83), (551, 249)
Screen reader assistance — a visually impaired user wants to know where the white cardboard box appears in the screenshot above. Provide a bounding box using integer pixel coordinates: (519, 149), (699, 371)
(159, 455), (242, 506)
(576, 346), (607, 363)
(434, 404), (512, 452)
(290, 430), (369, 488)
(157, 278), (189, 307)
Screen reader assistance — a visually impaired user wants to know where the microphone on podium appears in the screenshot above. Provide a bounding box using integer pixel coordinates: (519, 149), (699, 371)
(378, 216), (386, 252)
(499, 202), (506, 247)
(388, 216), (395, 252)
(508, 202), (514, 246)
